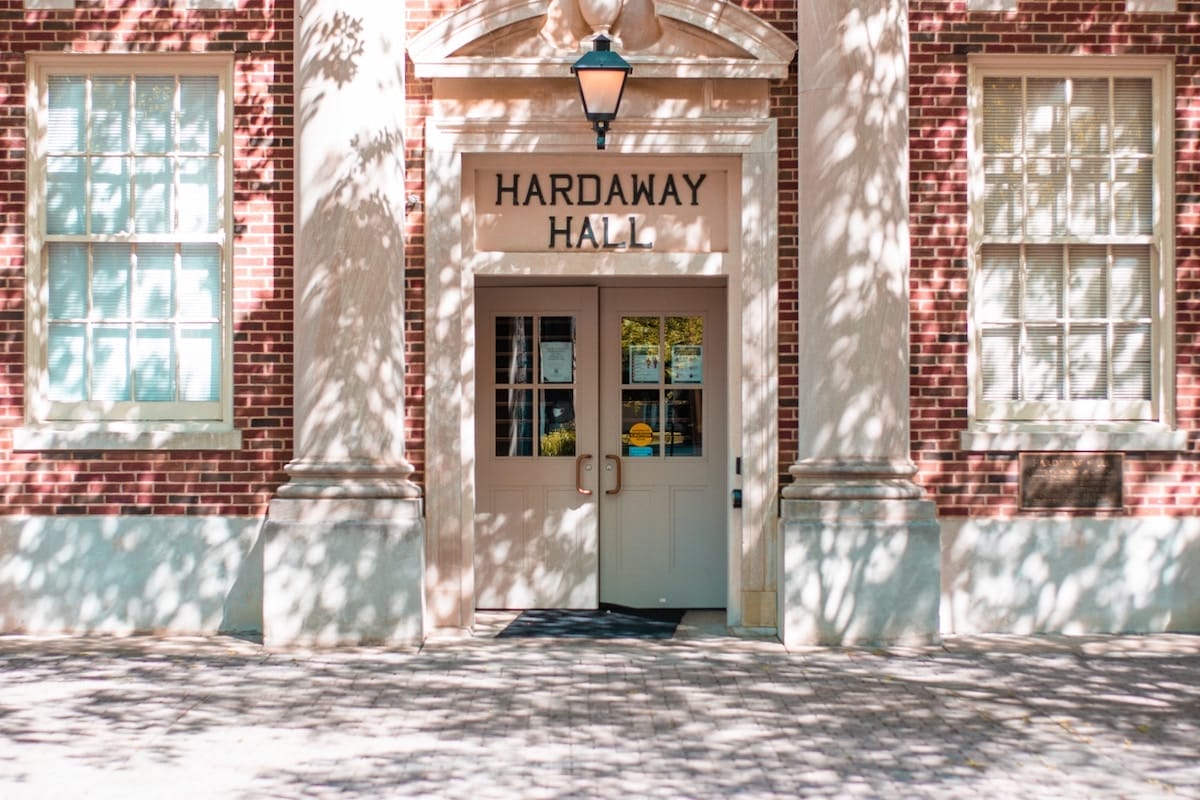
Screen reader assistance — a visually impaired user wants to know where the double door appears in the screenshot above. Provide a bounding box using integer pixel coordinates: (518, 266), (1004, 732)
(475, 285), (727, 610)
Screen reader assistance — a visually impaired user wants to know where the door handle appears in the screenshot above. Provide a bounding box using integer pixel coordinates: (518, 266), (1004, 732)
(605, 454), (622, 495)
(575, 454), (593, 496)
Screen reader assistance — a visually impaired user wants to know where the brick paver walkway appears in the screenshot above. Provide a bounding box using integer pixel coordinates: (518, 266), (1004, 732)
(1, 622), (1198, 799)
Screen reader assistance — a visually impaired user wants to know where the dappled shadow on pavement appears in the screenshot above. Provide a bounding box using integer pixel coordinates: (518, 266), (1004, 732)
(0, 634), (1197, 798)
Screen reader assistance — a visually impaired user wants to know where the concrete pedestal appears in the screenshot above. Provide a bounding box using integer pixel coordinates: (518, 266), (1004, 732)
(779, 497), (940, 646)
(779, 461), (940, 646)
(263, 497), (424, 647)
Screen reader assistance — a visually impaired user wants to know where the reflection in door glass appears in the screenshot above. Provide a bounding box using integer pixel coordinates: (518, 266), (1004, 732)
(622, 317), (659, 384)
(666, 316), (703, 384)
(539, 388), (576, 456)
(539, 317), (575, 383)
(621, 389), (659, 457)
(619, 315), (703, 458)
(494, 314), (578, 458)
(495, 316), (533, 385)
(665, 389), (702, 456)
(495, 388), (532, 456)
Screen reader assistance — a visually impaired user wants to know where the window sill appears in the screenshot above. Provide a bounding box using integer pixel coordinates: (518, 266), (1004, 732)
(960, 424), (1191, 453)
(13, 425), (243, 452)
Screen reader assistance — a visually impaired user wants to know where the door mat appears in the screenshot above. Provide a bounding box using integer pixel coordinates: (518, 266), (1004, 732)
(495, 604), (685, 639)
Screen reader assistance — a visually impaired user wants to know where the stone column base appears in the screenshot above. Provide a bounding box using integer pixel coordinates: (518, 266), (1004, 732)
(263, 497), (424, 647)
(778, 497), (941, 647)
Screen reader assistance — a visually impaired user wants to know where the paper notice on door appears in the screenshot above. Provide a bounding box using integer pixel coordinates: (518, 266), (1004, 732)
(671, 345), (702, 383)
(541, 342), (573, 383)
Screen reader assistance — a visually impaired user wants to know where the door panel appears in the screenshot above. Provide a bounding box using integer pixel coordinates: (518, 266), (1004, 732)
(475, 284), (726, 611)
(475, 287), (599, 609)
(599, 288), (727, 608)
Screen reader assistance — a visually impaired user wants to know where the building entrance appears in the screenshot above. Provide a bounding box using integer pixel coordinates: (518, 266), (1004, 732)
(474, 284), (728, 610)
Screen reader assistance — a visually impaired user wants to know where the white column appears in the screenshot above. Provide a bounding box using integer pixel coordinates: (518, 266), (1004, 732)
(779, 0), (940, 646)
(264, 0), (423, 646)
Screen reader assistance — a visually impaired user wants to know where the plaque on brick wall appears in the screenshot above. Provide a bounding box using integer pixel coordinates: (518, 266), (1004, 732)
(1019, 453), (1123, 511)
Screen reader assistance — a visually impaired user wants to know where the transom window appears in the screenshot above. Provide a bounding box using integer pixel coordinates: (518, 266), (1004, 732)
(969, 59), (1173, 426)
(26, 56), (232, 432)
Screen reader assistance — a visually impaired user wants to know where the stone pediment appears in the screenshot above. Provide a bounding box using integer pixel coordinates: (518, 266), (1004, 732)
(409, 0), (795, 79)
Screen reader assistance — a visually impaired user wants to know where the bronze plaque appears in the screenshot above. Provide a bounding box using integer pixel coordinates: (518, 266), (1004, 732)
(1019, 452), (1123, 511)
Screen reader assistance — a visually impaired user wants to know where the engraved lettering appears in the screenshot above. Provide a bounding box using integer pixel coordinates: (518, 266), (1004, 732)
(548, 215), (573, 248)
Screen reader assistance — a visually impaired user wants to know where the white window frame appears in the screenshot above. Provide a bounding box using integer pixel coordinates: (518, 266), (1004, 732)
(19, 54), (239, 451)
(963, 55), (1186, 452)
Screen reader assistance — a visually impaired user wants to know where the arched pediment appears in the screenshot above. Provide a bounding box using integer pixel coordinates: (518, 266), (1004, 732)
(408, 0), (795, 79)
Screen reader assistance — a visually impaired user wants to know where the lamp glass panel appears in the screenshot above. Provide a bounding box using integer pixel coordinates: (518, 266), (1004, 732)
(578, 69), (626, 117)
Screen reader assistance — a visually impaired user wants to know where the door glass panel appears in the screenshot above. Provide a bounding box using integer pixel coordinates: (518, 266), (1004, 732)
(622, 389), (660, 457)
(495, 316), (533, 385)
(665, 389), (702, 456)
(665, 316), (703, 384)
(619, 315), (703, 458)
(495, 388), (533, 456)
(622, 316), (659, 383)
(539, 316), (575, 383)
(495, 313), (578, 458)
(539, 388), (576, 456)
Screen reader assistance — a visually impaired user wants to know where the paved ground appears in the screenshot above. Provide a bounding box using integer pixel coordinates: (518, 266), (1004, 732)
(1, 614), (1198, 799)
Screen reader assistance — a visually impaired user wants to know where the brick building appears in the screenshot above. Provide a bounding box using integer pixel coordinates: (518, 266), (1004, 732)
(0, 0), (1196, 645)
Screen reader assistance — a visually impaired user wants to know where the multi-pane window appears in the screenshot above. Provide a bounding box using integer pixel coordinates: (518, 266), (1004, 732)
(971, 63), (1171, 423)
(28, 59), (230, 425)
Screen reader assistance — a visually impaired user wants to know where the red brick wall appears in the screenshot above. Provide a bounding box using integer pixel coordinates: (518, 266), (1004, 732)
(0, 1), (294, 515)
(909, 0), (1200, 515)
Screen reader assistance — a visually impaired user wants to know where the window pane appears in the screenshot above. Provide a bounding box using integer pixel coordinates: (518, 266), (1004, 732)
(134, 325), (175, 401)
(1024, 328), (1064, 400)
(1024, 245), (1063, 321)
(92, 325), (131, 401)
(979, 245), (1020, 319)
(982, 77), (1022, 153)
(1068, 246), (1107, 319)
(665, 389), (702, 457)
(983, 156), (1022, 236)
(90, 156), (130, 234)
(539, 389), (576, 457)
(179, 157), (218, 233)
(496, 388), (533, 457)
(495, 316), (533, 385)
(539, 316), (575, 384)
(1113, 324), (1152, 400)
(1069, 157), (1110, 235)
(1069, 78), (1110, 154)
(48, 243), (88, 319)
(622, 316), (659, 384)
(179, 76), (219, 153)
(91, 76), (130, 153)
(1113, 78), (1153, 152)
(179, 325), (220, 402)
(1025, 78), (1066, 154)
(135, 76), (175, 154)
(48, 324), (87, 402)
(92, 244), (131, 318)
(48, 76), (86, 153)
(134, 156), (173, 234)
(622, 389), (660, 457)
(180, 245), (220, 319)
(981, 327), (1019, 401)
(1113, 158), (1153, 236)
(46, 156), (86, 235)
(666, 316), (703, 384)
(1111, 246), (1151, 318)
(135, 244), (175, 319)
(1068, 326), (1107, 400)
(1026, 157), (1066, 236)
